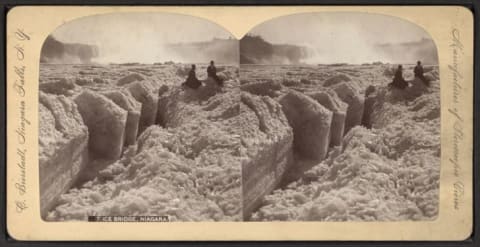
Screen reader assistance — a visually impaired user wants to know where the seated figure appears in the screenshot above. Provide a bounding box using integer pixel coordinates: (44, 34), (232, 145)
(389, 65), (408, 89)
(183, 64), (202, 89)
(207, 60), (223, 86)
(414, 60), (430, 86)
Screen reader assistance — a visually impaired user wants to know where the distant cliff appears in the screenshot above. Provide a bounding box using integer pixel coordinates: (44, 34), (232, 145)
(240, 35), (311, 64)
(41, 36), (99, 64)
(375, 38), (438, 65)
(166, 38), (239, 64)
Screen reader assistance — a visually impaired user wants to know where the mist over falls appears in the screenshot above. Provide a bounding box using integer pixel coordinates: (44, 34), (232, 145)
(166, 38), (239, 65)
(41, 36), (99, 64)
(240, 35), (312, 65)
(41, 34), (438, 66)
(41, 35), (239, 65)
(240, 35), (438, 65)
(375, 38), (438, 65)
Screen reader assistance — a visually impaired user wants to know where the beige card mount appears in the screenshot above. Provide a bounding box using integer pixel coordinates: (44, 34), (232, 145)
(6, 6), (473, 241)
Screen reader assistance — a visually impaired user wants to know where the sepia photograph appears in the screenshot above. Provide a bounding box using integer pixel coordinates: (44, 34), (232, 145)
(39, 11), (439, 222)
(240, 12), (440, 221)
(4, 5), (474, 241)
(38, 12), (242, 221)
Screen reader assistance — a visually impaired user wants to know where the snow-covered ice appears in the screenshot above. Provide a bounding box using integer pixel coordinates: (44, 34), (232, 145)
(39, 63), (440, 222)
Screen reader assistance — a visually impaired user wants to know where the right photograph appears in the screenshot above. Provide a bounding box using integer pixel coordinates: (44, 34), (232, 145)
(239, 12), (440, 221)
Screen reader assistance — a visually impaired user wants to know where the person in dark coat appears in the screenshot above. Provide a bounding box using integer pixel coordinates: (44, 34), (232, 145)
(207, 60), (223, 86)
(414, 60), (429, 86)
(183, 64), (202, 89)
(389, 65), (408, 89)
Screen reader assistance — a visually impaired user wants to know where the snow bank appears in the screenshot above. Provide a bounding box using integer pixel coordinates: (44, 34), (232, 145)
(330, 82), (365, 134)
(175, 66), (191, 77)
(279, 90), (333, 160)
(155, 84), (170, 127)
(383, 66), (396, 77)
(240, 79), (283, 98)
(307, 90), (348, 147)
(126, 80), (159, 134)
(406, 78), (429, 98)
(253, 123), (439, 221)
(117, 73), (144, 86)
(74, 90), (127, 159)
(371, 84), (440, 128)
(47, 138), (237, 221)
(101, 90), (141, 146)
(425, 70), (439, 81)
(39, 92), (89, 218)
(40, 77), (77, 96)
(251, 72), (440, 221)
(361, 85), (376, 128)
(240, 92), (294, 218)
(322, 73), (351, 87)
(198, 77), (222, 100)
(74, 78), (94, 86)
(48, 77), (243, 221)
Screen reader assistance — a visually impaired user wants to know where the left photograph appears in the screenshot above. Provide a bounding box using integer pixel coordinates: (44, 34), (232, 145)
(38, 12), (242, 221)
